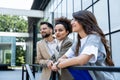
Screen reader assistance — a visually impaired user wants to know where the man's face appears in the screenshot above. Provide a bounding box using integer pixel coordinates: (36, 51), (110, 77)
(40, 24), (52, 38)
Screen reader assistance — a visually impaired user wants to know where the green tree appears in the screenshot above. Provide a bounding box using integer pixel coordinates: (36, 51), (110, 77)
(6, 53), (11, 64)
(16, 46), (25, 66)
(0, 15), (28, 32)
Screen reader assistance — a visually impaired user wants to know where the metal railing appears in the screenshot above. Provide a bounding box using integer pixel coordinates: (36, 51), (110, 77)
(69, 66), (120, 72)
(22, 64), (120, 80)
(22, 64), (35, 80)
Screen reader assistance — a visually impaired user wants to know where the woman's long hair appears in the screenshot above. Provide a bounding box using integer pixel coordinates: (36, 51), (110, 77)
(73, 10), (114, 66)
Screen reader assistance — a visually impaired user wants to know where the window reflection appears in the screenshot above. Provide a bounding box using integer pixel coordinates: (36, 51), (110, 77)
(67, 0), (73, 19)
(94, 0), (109, 34)
(110, 0), (120, 32)
(61, 0), (67, 17)
(74, 0), (81, 12)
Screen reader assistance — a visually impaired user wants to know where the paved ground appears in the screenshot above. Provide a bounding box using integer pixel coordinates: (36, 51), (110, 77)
(0, 69), (41, 80)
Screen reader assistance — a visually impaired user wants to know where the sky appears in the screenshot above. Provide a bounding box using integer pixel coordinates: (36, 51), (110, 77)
(0, 0), (33, 10)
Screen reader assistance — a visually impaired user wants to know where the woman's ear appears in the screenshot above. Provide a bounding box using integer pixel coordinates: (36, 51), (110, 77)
(66, 30), (69, 35)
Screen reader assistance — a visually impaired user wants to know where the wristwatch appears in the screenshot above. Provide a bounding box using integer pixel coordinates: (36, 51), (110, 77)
(55, 62), (60, 69)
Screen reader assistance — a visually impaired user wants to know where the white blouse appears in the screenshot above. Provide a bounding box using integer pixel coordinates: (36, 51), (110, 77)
(65, 36), (98, 63)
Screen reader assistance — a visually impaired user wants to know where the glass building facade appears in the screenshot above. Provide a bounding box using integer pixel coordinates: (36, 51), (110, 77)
(0, 36), (16, 66)
(42, 0), (120, 79)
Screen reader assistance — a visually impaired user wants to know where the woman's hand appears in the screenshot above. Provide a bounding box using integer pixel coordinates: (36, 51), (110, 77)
(51, 62), (60, 71)
(47, 60), (53, 69)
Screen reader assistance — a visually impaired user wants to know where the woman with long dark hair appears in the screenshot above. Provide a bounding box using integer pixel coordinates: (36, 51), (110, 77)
(52, 10), (115, 80)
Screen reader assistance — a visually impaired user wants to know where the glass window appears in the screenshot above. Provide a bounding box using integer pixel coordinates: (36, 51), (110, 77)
(67, 0), (73, 19)
(61, 0), (67, 17)
(48, 2), (51, 13)
(53, 0), (58, 11)
(57, 3), (62, 17)
(44, 0), (55, 21)
(86, 7), (92, 12)
(44, 7), (49, 19)
(93, 0), (98, 2)
(111, 32), (120, 79)
(110, 0), (120, 32)
(94, 0), (109, 34)
(83, 0), (92, 10)
(74, 0), (81, 12)
(54, 9), (58, 19)
(50, 0), (54, 12)
(47, 13), (52, 23)
(58, 0), (61, 4)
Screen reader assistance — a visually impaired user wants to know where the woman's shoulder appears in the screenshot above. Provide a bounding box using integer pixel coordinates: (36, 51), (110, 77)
(63, 37), (73, 43)
(87, 34), (101, 41)
(88, 34), (100, 38)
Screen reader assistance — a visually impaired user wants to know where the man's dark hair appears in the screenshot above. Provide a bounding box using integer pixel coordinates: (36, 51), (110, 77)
(40, 22), (53, 30)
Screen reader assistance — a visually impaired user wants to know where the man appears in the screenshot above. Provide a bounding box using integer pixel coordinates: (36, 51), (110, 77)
(36, 22), (57, 80)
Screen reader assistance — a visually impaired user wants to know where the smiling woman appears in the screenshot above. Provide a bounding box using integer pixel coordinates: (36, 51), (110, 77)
(53, 17), (73, 80)
(52, 10), (115, 80)
(54, 17), (72, 56)
(55, 17), (72, 41)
